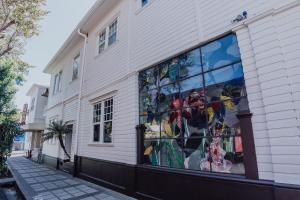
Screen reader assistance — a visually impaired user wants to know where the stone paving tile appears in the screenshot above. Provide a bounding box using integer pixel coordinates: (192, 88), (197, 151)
(8, 157), (135, 200)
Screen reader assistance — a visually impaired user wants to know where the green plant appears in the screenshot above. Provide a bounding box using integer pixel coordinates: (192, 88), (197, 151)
(42, 120), (72, 159)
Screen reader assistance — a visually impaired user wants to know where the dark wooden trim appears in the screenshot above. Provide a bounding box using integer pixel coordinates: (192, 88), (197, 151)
(236, 111), (259, 180)
(73, 155), (300, 200)
(73, 155), (78, 177)
(56, 158), (60, 170)
(136, 124), (146, 165)
(42, 154), (58, 169)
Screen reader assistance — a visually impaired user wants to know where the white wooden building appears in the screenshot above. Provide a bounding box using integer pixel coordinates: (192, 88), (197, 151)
(40, 1), (300, 199)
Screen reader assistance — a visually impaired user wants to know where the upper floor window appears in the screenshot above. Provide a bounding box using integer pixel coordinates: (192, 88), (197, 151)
(92, 98), (113, 143)
(97, 18), (118, 55)
(30, 97), (35, 111)
(141, 0), (148, 7)
(108, 19), (118, 46)
(53, 71), (62, 95)
(72, 54), (80, 81)
(98, 30), (106, 54)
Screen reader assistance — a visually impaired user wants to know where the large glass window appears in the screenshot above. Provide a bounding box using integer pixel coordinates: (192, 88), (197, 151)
(139, 34), (248, 175)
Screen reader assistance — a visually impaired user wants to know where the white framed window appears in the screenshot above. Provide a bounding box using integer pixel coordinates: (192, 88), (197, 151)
(98, 30), (106, 54)
(53, 71), (62, 95)
(96, 17), (118, 55)
(92, 98), (113, 143)
(108, 19), (118, 46)
(72, 54), (80, 81)
(30, 97), (35, 111)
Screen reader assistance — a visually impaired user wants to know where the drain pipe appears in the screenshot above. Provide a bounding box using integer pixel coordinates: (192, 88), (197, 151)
(74, 29), (88, 174)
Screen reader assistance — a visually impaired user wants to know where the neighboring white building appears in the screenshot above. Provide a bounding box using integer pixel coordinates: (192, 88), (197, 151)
(22, 84), (48, 161)
(39, 0), (300, 199)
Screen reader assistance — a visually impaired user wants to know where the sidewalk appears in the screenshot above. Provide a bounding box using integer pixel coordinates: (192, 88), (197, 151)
(8, 157), (136, 200)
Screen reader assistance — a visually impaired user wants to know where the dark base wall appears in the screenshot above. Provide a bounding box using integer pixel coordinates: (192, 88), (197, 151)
(74, 156), (300, 200)
(42, 154), (58, 169)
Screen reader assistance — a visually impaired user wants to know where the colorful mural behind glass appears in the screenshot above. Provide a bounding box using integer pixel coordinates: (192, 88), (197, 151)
(139, 34), (248, 175)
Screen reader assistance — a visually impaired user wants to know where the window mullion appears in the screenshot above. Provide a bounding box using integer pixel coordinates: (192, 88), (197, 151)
(105, 27), (109, 49)
(100, 102), (105, 143)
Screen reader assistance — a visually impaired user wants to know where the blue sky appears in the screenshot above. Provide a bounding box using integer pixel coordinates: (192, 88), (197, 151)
(15, 0), (97, 110)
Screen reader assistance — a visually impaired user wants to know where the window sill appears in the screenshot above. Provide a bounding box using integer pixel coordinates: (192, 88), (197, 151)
(135, 0), (155, 15)
(94, 40), (119, 60)
(88, 143), (114, 147)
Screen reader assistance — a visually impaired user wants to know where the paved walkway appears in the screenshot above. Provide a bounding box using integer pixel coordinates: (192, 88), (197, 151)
(8, 157), (135, 200)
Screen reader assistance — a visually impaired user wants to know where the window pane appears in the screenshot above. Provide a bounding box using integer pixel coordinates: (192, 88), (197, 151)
(93, 103), (101, 123)
(184, 138), (208, 170)
(72, 54), (80, 80)
(179, 48), (202, 78)
(98, 30), (106, 54)
(161, 111), (183, 139)
(144, 139), (160, 166)
(140, 115), (160, 139)
(158, 83), (180, 112)
(160, 139), (184, 169)
(205, 78), (246, 103)
(204, 63), (244, 87)
(139, 89), (158, 116)
(139, 67), (158, 91)
(108, 20), (117, 46)
(207, 97), (249, 130)
(202, 134), (245, 174)
(182, 106), (208, 136)
(93, 124), (100, 142)
(179, 75), (203, 101)
(202, 34), (241, 71)
(103, 121), (112, 143)
(159, 60), (178, 86)
(142, 0), (148, 7)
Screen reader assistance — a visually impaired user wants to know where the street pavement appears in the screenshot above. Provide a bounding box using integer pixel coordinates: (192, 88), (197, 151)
(8, 157), (136, 200)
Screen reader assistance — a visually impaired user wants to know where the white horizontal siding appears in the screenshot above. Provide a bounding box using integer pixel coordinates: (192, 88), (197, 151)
(78, 74), (138, 165)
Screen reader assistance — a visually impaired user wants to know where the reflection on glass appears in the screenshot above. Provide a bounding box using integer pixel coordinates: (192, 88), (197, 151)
(139, 89), (158, 115)
(184, 138), (208, 170)
(160, 139), (184, 169)
(158, 83), (180, 112)
(207, 97), (249, 130)
(204, 63), (244, 87)
(103, 121), (112, 143)
(140, 116), (161, 139)
(139, 67), (158, 91)
(139, 34), (247, 175)
(179, 48), (202, 78)
(159, 60), (178, 86)
(180, 75), (203, 101)
(144, 140), (160, 166)
(205, 78), (246, 102)
(160, 111), (182, 139)
(202, 34), (241, 71)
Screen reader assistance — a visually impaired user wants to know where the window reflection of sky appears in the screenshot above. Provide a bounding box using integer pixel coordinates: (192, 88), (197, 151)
(204, 63), (244, 86)
(202, 34), (240, 71)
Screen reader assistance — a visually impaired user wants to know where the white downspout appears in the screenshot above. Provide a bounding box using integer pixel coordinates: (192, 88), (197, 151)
(74, 29), (88, 157)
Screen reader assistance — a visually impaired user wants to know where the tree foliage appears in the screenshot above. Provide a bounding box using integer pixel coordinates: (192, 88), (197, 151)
(0, 0), (48, 58)
(0, 59), (25, 175)
(43, 121), (72, 159)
